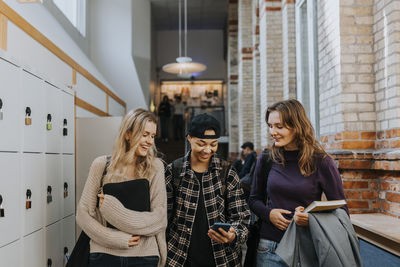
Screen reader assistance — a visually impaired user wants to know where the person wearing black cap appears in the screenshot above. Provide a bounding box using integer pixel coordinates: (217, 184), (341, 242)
(165, 113), (251, 267)
(239, 142), (257, 179)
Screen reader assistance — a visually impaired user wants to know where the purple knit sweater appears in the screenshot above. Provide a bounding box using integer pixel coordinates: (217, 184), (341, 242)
(248, 150), (348, 243)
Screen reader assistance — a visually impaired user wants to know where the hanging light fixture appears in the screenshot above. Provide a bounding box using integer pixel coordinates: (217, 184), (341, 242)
(162, 0), (207, 77)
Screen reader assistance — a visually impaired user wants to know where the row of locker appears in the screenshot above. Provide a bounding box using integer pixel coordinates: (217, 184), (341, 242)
(0, 153), (75, 248)
(0, 215), (75, 267)
(0, 56), (74, 154)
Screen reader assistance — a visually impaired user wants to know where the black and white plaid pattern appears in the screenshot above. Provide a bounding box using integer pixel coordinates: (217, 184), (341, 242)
(165, 152), (251, 267)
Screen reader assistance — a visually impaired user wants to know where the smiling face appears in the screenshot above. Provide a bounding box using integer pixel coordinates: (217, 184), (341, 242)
(267, 111), (297, 150)
(188, 130), (219, 164)
(127, 121), (157, 157)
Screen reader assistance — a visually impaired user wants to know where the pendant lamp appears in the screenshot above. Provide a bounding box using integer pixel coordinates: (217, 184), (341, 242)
(162, 0), (207, 76)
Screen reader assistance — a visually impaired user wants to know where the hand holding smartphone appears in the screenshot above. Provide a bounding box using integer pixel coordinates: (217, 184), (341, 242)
(211, 222), (231, 235)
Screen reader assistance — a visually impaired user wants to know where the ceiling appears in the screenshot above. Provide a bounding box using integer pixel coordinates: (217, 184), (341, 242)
(150, 0), (228, 30)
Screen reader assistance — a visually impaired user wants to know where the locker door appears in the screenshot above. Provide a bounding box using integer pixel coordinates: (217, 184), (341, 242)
(62, 91), (74, 154)
(62, 215), (75, 266)
(21, 71), (45, 153)
(62, 154), (75, 218)
(45, 154), (62, 226)
(23, 229), (44, 267)
(0, 59), (21, 152)
(0, 239), (22, 267)
(46, 221), (62, 267)
(45, 83), (62, 153)
(22, 153), (44, 236)
(0, 153), (21, 247)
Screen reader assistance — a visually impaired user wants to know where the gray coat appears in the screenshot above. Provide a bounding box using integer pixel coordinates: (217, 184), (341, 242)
(276, 208), (362, 267)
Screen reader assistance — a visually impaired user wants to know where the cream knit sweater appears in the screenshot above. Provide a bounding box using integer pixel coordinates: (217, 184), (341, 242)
(76, 156), (167, 266)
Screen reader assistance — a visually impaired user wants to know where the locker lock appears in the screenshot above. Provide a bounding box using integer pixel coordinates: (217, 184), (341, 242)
(46, 114), (52, 130)
(63, 119), (68, 136)
(0, 194), (4, 217)
(26, 189), (32, 209)
(64, 182), (68, 198)
(25, 107), (32, 125)
(0, 98), (3, 121)
(64, 246), (70, 262)
(47, 186), (53, 204)
(47, 258), (52, 267)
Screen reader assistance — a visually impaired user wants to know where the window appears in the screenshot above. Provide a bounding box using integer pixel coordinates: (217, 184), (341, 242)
(53, 0), (86, 36)
(296, 0), (319, 136)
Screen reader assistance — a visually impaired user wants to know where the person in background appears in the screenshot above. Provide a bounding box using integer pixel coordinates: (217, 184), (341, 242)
(232, 150), (245, 175)
(158, 95), (171, 142)
(238, 141), (257, 179)
(172, 95), (185, 140)
(165, 113), (251, 267)
(248, 99), (348, 267)
(76, 109), (167, 267)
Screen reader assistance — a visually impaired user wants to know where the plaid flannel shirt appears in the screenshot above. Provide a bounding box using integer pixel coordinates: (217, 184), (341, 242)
(165, 152), (251, 267)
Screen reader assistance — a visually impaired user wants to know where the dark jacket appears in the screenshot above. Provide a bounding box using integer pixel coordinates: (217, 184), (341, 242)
(165, 152), (251, 267)
(158, 101), (171, 117)
(239, 151), (257, 178)
(276, 208), (362, 267)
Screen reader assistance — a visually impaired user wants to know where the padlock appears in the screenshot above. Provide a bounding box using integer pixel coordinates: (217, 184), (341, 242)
(64, 247), (70, 262)
(47, 186), (52, 203)
(47, 258), (52, 267)
(63, 119), (68, 136)
(26, 189), (32, 209)
(46, 114), (52, 130)
(25, 107), (32, 125)
(0, 194), (4, 218)
(0, 98), (3, 120)
(64, 182), (68, 198)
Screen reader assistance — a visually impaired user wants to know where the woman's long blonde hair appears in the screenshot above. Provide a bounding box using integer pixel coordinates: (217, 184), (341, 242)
(266, 99), (328, 176)
(105, 109), (158, 182)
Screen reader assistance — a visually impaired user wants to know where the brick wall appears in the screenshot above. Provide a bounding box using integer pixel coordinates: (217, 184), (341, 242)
(282, 0), (296, 100)
(238, 0), (255, 150)
(259, 0), (284, 147)
(228, 0), (239, 153)
(253, 0), (261, 149)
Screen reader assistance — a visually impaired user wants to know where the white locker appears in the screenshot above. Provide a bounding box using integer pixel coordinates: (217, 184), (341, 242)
(62, 91), (74, 154)
(0, 153), (21, 247)
(23, 229), (44, 267)
(46, 222), (62, 267)
(62, 215), (75, 266)
(21, 70), (45, 153)
(62, 155), (75, 218)
(45, 154), (62, 226)
(0, 239), (22, 267)
(45, 82), (62, 153)
(0, 58), (21, 152)
(22, 153), (44, 236)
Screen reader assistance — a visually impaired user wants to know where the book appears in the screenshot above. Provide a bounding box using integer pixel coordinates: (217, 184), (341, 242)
(304, 199), (346, 213)
(103, 178), (150, 228)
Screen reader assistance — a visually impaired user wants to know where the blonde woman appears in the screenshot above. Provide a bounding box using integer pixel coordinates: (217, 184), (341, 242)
(76, 109), (167, 267)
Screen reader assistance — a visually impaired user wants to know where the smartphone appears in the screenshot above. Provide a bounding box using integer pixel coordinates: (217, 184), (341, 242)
(211, 222), (231, 234)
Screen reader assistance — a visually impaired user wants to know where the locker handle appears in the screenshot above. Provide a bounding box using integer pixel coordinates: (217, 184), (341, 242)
(0, 194), (3, 205)
(47, 258), (52, 267)
(0, 98), (3, 109)
(0, 194), (4, 217)
(63, 118), (67, 126)
(47, 185), (52, 194)
(25, 107), (31, 116)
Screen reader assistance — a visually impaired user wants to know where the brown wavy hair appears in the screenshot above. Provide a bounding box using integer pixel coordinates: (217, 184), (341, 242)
(266, 99), (328, 176)
(104, 108), (158, 183)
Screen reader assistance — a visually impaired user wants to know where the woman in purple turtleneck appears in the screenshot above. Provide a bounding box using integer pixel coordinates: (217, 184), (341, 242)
(248, 99), (348, 267)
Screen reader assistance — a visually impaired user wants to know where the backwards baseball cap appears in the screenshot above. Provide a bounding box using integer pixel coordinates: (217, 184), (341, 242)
(187, 113), (221, 139)
(241, 141), (254, 150)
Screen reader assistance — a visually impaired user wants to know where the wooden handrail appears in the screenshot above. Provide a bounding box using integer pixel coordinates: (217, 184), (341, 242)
(75, 96), (110, 117)
(0, 0), (126, 109)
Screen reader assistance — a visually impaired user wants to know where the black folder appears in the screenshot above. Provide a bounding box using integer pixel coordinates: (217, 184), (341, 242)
(103, 178), (150, 228)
